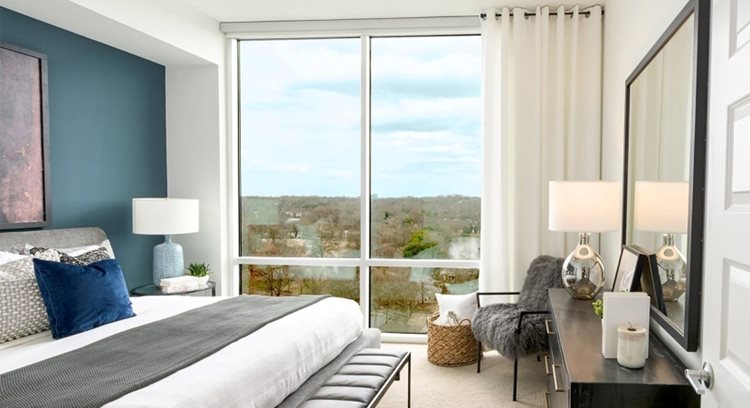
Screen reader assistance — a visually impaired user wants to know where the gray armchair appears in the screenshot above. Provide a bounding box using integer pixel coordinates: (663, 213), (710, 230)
(472, 255), (564, 401)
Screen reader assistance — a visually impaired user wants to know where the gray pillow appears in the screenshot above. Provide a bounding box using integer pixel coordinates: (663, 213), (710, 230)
(0, 250), (60, 343)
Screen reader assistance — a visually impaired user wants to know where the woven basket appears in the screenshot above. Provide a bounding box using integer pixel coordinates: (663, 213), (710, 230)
(426, 313), (479, 367)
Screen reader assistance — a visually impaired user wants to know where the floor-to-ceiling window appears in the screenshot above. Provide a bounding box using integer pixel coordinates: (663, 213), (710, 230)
(237, 34), (481, 334)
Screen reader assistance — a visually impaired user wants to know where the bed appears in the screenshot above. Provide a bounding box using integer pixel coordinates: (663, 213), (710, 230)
(0, 227), (380, 408)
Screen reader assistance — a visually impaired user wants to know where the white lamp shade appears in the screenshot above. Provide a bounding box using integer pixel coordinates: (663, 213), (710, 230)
(132, 198), (199, 235)
(634, 181), (688, 233)
(548, 181), (621, 232)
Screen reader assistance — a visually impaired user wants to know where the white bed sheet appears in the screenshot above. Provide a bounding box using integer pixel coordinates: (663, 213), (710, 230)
(0, 295), (363, 408)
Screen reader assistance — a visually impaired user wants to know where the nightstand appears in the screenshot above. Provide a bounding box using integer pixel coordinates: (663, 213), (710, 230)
(130, 281), (216, 297)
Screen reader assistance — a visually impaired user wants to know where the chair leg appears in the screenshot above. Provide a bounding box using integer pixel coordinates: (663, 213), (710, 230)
(476, 341), (482, 373)
(512, 352), (518, 401)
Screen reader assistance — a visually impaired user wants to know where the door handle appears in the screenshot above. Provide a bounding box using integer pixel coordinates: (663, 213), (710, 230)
(684, 362), (713, 394)
(544, 354), (551, 375)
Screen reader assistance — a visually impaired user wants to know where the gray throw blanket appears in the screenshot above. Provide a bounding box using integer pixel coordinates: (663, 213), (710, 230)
(472, 256), (563, 358)
(0, 294), (329, 408)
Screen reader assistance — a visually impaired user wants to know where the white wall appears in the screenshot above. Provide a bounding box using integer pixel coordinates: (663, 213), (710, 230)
(166, 65), (229, 296)
(601, 0), (701, 367)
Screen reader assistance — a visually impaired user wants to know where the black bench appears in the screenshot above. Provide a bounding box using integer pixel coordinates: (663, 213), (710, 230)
(299, 349), (411, 408)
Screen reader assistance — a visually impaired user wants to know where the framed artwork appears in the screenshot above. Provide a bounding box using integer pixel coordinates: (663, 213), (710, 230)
(0, 42), (50, 230)
(612, 245), (645, 292)
(631, 245), (668, 315)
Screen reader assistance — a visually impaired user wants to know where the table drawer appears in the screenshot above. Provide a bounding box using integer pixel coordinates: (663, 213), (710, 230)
(545, 373), (569, 408)
(545, 318), (570, 408)
(546, 318), (567, 382)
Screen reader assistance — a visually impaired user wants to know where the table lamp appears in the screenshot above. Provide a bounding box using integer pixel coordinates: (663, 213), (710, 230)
(634, 181), (688, 301)
(133, 198), (199, 286)
(549, 181), (620, 299)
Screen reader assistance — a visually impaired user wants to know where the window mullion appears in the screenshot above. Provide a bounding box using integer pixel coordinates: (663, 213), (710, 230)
(359, 35), (372, 324)
(235, 257), (361, 267)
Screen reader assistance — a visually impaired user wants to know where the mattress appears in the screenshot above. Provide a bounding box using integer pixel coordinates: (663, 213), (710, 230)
(0, 295), (364, 408)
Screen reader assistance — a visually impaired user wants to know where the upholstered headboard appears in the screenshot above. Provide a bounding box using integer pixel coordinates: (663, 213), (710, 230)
(0, 227), (108, 254)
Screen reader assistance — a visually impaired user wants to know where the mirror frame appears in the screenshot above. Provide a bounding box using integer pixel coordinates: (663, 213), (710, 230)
(622, 0), (709, 351)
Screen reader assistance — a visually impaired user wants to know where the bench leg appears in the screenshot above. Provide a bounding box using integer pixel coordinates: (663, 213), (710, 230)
(407, 354), (411, 408)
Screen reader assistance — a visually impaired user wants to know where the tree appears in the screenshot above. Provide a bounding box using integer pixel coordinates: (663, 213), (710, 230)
(255, 265), (292, 296)
(301, 275), (325, 295)
(402, 229), (438, 258)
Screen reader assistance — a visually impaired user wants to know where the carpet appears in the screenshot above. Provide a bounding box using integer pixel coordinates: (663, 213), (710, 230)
(377, 344), (546, 408)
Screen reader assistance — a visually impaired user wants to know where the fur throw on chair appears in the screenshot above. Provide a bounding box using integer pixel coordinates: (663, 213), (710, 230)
(472, 255), (564, 358)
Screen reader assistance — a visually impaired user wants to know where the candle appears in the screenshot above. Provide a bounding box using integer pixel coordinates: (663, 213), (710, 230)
(617, 324), (648, 369)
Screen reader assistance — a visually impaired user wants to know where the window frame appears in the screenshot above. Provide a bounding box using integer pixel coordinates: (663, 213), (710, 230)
(229, 21), (481, 340)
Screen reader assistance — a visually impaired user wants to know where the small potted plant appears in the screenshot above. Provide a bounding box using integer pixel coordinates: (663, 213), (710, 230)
(592, 299), (604, 319)
(186, 263), (211, 286)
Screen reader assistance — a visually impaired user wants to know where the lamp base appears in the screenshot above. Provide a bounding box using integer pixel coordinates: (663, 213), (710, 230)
(562, 233), (605, 300)
(656, 233), (686, 302)
(153, 235), (184, 286)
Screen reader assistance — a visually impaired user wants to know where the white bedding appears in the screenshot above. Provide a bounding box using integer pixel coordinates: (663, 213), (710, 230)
(0, 295), (363, 408)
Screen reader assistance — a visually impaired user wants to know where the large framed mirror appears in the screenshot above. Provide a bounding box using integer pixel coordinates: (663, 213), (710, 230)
(623, 0), (709, 351)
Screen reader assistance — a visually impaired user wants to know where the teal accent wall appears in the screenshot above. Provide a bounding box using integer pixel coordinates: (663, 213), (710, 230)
(0, 7), (166, 288)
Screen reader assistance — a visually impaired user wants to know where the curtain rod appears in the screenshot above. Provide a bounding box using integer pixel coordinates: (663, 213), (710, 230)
(479, 9), (602, 20)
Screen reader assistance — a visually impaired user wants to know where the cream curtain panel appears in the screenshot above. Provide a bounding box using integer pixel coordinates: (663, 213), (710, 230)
(479, 5), (604, 293)
(628, 19), (692, 253)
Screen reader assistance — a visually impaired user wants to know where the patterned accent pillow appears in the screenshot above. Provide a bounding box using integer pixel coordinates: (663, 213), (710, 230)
(0, 250), (60, 343)
(22, 239), (115, 258)
(30, 247), (111, 266)
(69, 248), (111, 265)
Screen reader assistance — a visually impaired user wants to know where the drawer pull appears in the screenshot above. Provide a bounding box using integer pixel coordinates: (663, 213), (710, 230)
(552, 364), (564, 392)
(544, 354), (551, 375)
(545, 319), (556, 335)
(544, 391), (551, 408)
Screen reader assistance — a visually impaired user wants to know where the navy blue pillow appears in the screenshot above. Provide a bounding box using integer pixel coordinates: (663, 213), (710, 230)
(33, 258), (135, 339)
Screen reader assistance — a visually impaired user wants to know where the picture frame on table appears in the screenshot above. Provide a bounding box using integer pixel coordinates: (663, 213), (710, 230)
(630, 245), (668, 315)
(612, 245), (668, 315)
(612, 245), (645, 293)
(0, 42), (51, 231)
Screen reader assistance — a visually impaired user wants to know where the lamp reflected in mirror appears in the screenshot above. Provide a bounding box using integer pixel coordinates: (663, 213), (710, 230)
(634, 181), (689, 302)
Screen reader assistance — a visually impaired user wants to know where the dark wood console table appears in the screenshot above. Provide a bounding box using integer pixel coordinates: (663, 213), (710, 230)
(545, 288), (699, 408)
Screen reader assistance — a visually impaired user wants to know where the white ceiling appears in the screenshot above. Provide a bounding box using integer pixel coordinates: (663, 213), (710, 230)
(174, 0), (603, 23)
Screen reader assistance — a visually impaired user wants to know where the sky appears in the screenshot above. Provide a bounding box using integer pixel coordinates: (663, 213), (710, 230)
(239, 36), (481, 198)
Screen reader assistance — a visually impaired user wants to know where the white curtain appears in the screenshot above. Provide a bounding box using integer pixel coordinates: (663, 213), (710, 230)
(629, 20), (692, 254)
(479, 5), (603, 293)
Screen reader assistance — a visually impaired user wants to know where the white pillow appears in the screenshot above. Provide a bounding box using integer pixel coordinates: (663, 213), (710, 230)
(435, 292), (477, 326)
(0, 251), (26, 266)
